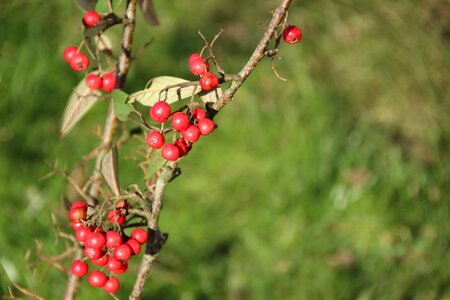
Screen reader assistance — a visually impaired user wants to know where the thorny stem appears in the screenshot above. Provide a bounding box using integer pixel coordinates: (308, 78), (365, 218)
(63, 0), (138, 299)
(129, 0), (293, 299)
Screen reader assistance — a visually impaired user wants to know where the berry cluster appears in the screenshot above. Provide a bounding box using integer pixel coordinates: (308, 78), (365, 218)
(68, 200), (148, 294)
(147, 103), (215, 161)
(85, 72), (117, 92)
(189, 53), (219, 91)
(64, 46), (90, 72)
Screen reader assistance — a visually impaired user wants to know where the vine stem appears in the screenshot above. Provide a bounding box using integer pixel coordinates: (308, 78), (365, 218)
(63, 1), (138, 299)
(129, 1), (293, 299)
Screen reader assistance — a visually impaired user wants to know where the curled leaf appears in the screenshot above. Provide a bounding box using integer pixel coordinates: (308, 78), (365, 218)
(60, 76), (101, 137)
(101, 146), (120, 196)
(138, 0), (159, 26)
(126, 76), (201, 106)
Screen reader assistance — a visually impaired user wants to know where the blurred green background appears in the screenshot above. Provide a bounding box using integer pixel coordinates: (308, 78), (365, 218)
(0, 0), (449, 299)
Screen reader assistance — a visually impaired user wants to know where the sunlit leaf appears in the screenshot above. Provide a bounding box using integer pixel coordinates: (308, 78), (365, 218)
(95, 0), (122, 13)
(74, 0), (98, 11)
(101, 146), (120, 196)
(146, 151), (166, 179)
(127, 76), (201, 106)
(112, 90), (133, 122)
(199, 87), (223, 103)
(60, 77), (101, 137)
(83, 13), (122, 38)
(138, 0), (159, 26)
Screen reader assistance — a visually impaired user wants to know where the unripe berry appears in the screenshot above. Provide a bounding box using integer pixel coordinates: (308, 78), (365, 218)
(103, 276), (120, 293)
(283, 25), (302, 44)
(85, 231), (106, 248)
(150, 101), (171, 123)
(198, 118), (215, 136)
(85, 74), (102, 90)
(71, 260), (88, 277)
(69, 52), (90, 72)
(161, 143), (180, 161)
(68, 207), (87, 223)
(64, 46), (78, 63)
(181, 125), (201, 143)
(106, 231), (123, 249)
(126, 239), (141, 255)
(92, 253), (110, 266)
(199, 72), (219, 91)
(131, 228), (148, 244)
(190, 56), (210, 75)
(101, 72), (117, 92)
(83, 11), (101, 27)
(146, 131), (165, 149)
(88, 270), (108, 288)
(192, 108), (206, 120)
(114, 244), (132, 261)
(171, 112), (190, 131)
(107, 209), (126, 225)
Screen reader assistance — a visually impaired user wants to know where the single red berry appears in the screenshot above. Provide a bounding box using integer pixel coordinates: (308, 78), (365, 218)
(283, 25), (302, 44)
(106, 257), (124, 272)
(64, 46), (78, 63)
(174, 138), (189, 157)
(107, 209), (126, 225)
(83, 11), (101, 27)
(131, 228), (148, 244)
(190, 56), (210, 75)
(71, 221), (84, 230)
(75, 226), (93, 243)
(92, 253), (110, 266)
(114, 244), (132, 261)
(181, 125), (201, 143)
(192, 108), (206, 120)
(71, 260), (88, 277)
(88, 270), (108, 288)
(161, 143), (180, 161)
(188, 53), (202, 64)
(68, 207), (87, 223)
(150, 101), (171, 123)
(101, 72), (117, 92)
(84, 247), (104, 260)
(103, 276), (120, 293)
(69, 52), (90, 72)
(71, 200), (87, 210)
(199, 72), (219, 91)
(85, 231), (106, 249)
(106, 231), (123, 249)
(111, 261), (128, 274)
(198, 118), (215, 136)
(146, 131), (165, 149)
(85, 74), (102, 90)
(126, 239), (141, 255)
(171, 112), (190, 131)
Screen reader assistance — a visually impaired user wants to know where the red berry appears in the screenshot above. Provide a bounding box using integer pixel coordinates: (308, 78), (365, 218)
(199, 72), (219, 91)
(92, 253), (110, 266)
(64, 46), (78, 63)
(150, 101), (171, 123)
(161, 143), (180, 161)
(106, 257), (124, 272)
(126, 239), (141, 255)
(71, 221), (84, 230)
(107, 209), (126, 225)
(103, 276), (120, 293)
(198, 118), (215, 136)
(283, 25), (302, 44)
(71, 200), (87, 210)
(85, 74), (102, 90)
(106, 231), (123, 249)
(84, 247), (104, 260)
(114, 244), (132, 261)
(111, 261), (128, 274)
(101, 72), (117, 92)
(115, 199), (131, 212)
(188, 53), (202, 64)
(190, 56), (210, 75)
(83, 11), (101, 27)
(146, 131), (165, 149)
(85, 231), (106, 248)
(174, 138), (191, 157)
(171, 112), (190, 131)
(71, 260), (88, 277)
(181, 125), (201, 143)
(88, 270), (108, 288)
(131, 228), (148, 244)
(68, 207), (87, 223)
(192, 108), (206, 120)
(75, 226), (92, 243)
(69, 52), (90, 72)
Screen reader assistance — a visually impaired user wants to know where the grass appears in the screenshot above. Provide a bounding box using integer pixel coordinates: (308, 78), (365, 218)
(0, 0), (449, 299)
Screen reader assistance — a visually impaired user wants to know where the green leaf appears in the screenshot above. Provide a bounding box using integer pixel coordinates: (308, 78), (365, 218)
(199, 87), (223, 103)
(74, 0), (98, 11)
(95, 0), (122, 13)
(126, 76), (201, 107)
(101, 146), (120, 196)
(146, 150), (167, 179)
(60, 76), (101, 137)
(112, 90), (133, 122)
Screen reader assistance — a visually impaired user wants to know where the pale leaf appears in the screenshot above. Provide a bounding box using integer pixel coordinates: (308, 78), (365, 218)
(199, 87), (223, 103)
(101, 146), (120, 196)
